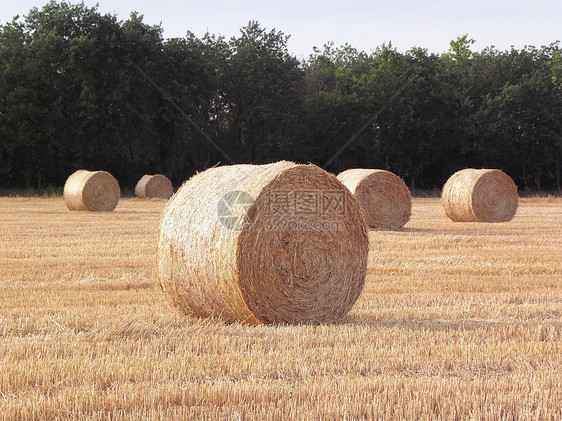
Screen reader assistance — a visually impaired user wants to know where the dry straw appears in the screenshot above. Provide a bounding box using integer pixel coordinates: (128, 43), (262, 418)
(64, 170), (120, 212)
(158, 161), (369, 325)
(135, 174), (173, 199)
(337, 169), (411, 230)
(442, 168), (518, 222)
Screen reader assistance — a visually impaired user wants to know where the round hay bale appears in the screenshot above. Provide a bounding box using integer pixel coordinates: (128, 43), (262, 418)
(158, 161), (369, 325)
(337, 169), (411, 230)
(64, 170), (120, 212)
(441, 168), (518, 222)
(135, 174), (173, 199)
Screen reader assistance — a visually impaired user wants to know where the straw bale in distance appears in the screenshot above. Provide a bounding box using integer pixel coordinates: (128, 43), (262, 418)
(442, 168), (518, 222)
(64, 170), (120, 212)
(337, 169), (411, 230)
(135, 174), (173, 199)
(158, 161), (369, 324)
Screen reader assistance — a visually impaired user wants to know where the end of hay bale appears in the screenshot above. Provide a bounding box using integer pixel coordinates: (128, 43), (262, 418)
(337, 169), (411, 230)
(158, 161), (369, 325)
(135, 174), (173, 199)
(441, 168), (518, 222)
(64, 170), (120, 212)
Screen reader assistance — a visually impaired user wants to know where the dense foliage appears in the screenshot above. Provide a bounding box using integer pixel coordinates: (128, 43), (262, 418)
(1, 2), (560, 191)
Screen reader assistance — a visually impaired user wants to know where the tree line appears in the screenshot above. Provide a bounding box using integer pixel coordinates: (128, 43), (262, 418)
(1, 1), (560, 192)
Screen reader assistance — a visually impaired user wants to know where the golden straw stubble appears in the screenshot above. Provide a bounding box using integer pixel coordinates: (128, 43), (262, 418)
(63, 170), (120, 212)
(135, 174), (173, 199)
(337, 169), (411, 230)
(442, 168), (518, 222)
(158, 161), (369, 324)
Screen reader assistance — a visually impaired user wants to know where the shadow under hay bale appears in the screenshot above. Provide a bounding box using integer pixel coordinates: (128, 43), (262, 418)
(441, 168), (518, 222)
(64, 170), (120, 212)
(337, 169), (411, 230)
(158, 161), (369, 325)
(135, 174), (173, 199)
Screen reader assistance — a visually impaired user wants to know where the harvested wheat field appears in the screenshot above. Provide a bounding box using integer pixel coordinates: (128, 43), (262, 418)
(0, 196), (560, 420)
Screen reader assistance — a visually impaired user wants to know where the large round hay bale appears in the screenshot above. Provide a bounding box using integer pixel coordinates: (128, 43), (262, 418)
(135, 174), (173, 199)
(441, 168), (518, 222)
(337, 169), (411, 230)
(64, 170), (120, 212)
(158, 161), (369, 325)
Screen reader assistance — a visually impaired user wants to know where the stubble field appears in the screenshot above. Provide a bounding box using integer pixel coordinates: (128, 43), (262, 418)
(0, 197), (561, 420)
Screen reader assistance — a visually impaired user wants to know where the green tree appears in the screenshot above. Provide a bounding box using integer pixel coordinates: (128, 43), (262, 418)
(206, 21), (304, 163)
(302, 42), (370, 170)
(475, 45), (561, 191)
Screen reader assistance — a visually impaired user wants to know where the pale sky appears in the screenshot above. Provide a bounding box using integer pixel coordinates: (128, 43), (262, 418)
(1, 0), (561, 59)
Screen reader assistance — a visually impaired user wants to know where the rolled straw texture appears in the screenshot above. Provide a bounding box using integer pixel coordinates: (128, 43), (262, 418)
(135, 174), (173, 199)
(337, 169), (411, 230)
(442, 168), (518, 222)
(158, 161), (369, 324)
(64, 170), (120, 212)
